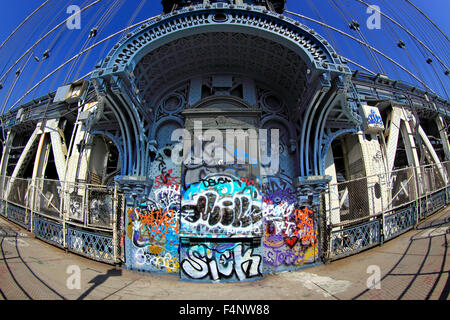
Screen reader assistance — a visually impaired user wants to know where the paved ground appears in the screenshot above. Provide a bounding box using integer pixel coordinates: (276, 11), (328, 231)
(0, 206), (448, 301)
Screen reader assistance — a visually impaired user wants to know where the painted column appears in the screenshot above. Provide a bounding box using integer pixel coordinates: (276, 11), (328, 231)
(324, 147), (340, 226)
(295, 175), (331, 264)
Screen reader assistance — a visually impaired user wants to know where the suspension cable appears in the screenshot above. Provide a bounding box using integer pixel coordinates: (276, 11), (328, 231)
(405, 0), (450, 43)
(285, 10), (436, 95)
(64, 0), (121, 84)
(0, 0), (103, 85)
(380, 0), (448, 100)
(3, 0), (93, 107)
(354, 0), (449, 72)
(74, 0), (126, 80)
(342, 57), (377, 75)
(5, 14), (161, 113)
(0, 0), (52, 51)
(333, 0), (385, 74)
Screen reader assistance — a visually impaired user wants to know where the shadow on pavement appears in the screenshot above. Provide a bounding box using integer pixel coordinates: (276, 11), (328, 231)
(351, 210), (449, 300)
(77, 268), (122, 300)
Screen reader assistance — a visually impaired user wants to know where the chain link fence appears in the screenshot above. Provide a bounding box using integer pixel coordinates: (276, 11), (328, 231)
(0, 175), (123, 264)
(34, 178), (63, 219)
(324, 160), (450, 261)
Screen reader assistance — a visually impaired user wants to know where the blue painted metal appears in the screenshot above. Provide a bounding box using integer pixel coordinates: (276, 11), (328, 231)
(67, 226), (115, 264)
(6, 203), (29, 229)
(90, 130), (126, 176)
(33, 214), (64, 248)
(426, 189), (446, 216)
(0, 200), (6, 217)
(446, 186), (450, 204)
(383, 206), (415, 241)
(419, 196), (427, 220)
(92, 6), (348, 80)
(330, 219), (381, 259)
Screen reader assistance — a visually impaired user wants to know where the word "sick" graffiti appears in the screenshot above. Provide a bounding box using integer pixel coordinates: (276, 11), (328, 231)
(181, 243), (262, 281)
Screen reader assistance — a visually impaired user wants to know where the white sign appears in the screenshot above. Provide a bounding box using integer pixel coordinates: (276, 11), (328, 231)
(361, 105), (384, 133)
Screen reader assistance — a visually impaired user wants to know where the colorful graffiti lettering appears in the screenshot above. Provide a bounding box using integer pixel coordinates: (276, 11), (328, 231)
(293, 207), (317, 246)
(154, 169), (181, 187)
(126, 145), (182, 274)
(135, 249), (179, 273)
(261, 175), (318, 270)
(180, 242), (262, 281)
(263, 235), (318, 267)
(181, 174), (263, 235)
(367, 109), (384, 126)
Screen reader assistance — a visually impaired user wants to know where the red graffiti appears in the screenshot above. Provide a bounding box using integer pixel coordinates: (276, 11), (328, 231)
(154, 169), (181, 187)
(239, 178), (255, 186)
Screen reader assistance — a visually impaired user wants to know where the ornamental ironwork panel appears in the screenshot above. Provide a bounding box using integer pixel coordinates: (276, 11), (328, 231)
(67, 226), (115, 263)
(87, 187), (114, 229)
(330, 219), (380, 259)
(426, 190), (446, 216)
(33, 215), (64, 248)
(383, 207), (415, 241)
(7, 203), (29, 229)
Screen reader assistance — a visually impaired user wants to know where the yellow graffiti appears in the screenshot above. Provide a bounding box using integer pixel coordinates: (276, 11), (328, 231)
(293, 246), (318, 266)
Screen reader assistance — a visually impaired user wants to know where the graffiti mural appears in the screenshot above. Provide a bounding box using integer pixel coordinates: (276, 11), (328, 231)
(180, 241), (263, 282)
(181, 173), (263, 236)
(69, 193), (83, 221)
(262, 175), (319, 272)
(126, 145), (182, 274)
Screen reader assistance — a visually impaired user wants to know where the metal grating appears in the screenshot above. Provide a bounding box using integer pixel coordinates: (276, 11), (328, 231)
(87, 188), (114, 229)
(383, 207), (415, 241)
(67, 226), (115, 263)
(33, 215), (64, 248)
(330, 219), (381, 259)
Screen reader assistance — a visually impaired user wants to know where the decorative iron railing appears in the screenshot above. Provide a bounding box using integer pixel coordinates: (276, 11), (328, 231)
(66, 226), (115, 263)
(0, 160), (448, 267)
(330, 219), (381, 259)
(325, 161), (450, 261)
(0, 176), (121, 264)
(383, 206), (415, 241)
(33, 215), (64, 248)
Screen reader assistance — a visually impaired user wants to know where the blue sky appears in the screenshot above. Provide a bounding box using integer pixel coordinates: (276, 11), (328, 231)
(0, 0), (448, 113)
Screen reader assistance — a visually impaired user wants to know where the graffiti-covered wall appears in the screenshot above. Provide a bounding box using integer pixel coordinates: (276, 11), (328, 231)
(120, 77), (324, 282)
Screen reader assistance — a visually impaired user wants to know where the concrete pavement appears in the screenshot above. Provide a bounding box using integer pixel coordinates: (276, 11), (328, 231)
(0, 206), (448, 301)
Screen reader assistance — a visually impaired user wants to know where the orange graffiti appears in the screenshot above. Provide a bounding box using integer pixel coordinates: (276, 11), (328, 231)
(137, 208), (179, 234)
(293, 207), (318, 246)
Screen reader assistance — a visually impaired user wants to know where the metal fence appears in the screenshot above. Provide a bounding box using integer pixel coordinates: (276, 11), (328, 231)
(325, 161), (450, 261)
(0, 176), (122, 264)
(0, 160), (448, 267)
